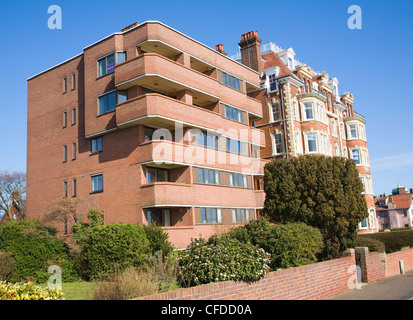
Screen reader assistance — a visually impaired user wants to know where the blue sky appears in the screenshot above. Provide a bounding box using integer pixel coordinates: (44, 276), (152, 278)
(0, 0), (412, 195)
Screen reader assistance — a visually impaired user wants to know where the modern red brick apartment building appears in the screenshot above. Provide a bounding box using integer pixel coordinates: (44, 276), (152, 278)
(230, 35), (377, 233)
(27, 21), (267, 248)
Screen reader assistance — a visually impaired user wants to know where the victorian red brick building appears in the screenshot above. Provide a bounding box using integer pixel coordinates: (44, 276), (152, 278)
(231, 34), (377, 233)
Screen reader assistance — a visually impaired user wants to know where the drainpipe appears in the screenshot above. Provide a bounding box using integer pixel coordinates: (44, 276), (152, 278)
(278, 81), (289, 160)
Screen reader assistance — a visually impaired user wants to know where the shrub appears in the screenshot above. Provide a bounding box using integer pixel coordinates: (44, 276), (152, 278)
(0, 281), (64, 300)
(177, 235), (271, 287)
(360, 230), (413, 253)
(142, 223), (174, 258)
(0, 252), (14, 281)
(93, 267), (159, 300)
(355, 237), (385, 253)
(82, 223), (151, 279)
(226, 218), (323, 270)
(0, 220), (79, 283)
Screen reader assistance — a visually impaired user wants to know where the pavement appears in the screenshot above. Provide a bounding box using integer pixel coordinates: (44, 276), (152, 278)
(330, 271), (413, 300)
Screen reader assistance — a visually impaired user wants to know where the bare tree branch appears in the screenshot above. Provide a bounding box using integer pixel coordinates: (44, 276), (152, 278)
(0, 170), (26, 221)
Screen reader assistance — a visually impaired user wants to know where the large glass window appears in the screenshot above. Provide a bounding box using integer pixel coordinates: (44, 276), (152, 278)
(224, 105), (243, 123)
(274, 134), (283, 154)
(306, 133), (317, 153)
(304, 102), (314, 120)
(232, 209), (250, 223)
(349, 124), (358, 139)
(200, 208), (221, 224)
(91, 137), (103, 153)
(98, 90), (127, 115)
(221, 72), (241, 91)
(229, 173), (248, 188)
(148, 209), (171, 227)
(269, 74), (277, 91)
(98, 52), (126, 77)
(271, 103), (281, 122)
(198, 168), (220, 185)
(351, 149), (361, 165)
(146, 167), (169, 183)
(91, 174), (103, 193)
(226, 138), (248, 156)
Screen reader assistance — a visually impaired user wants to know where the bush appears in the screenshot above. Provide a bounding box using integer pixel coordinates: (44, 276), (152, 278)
(0, 281), (64, 300)
(355, 237), (385, 253)
(93, 267), (159, 300)
(0, 252), (14, 281)
(360, 230), (413, 253)
(226, 218), (323, 270)
(82, 223), (151, 279)
(177, 235), (271, 287)
(142, 223), (174, 258)
(0, 220), (79, 283)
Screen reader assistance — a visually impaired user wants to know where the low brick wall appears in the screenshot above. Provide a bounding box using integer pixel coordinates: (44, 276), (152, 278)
(385, 248), (413, 278)
(139, 250), (356, 300)
(355, 247), (386, 284)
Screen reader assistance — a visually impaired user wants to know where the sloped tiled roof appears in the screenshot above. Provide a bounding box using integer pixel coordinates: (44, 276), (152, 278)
(261, 51), (295, 79)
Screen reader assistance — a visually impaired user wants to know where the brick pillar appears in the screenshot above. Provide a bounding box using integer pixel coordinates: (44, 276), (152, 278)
(355, 247), (386, 284)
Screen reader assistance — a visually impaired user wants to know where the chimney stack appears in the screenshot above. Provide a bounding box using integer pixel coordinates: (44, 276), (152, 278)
(215, 44), (227, 56)
(238, 30), (262, 74)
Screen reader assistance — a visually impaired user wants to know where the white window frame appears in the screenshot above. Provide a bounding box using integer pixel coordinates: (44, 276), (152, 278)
(305, 133), (318, 154)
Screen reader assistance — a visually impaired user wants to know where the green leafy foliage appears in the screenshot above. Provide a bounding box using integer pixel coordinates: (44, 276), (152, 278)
(177, 235), (271, 287)
(82, 223), (151, 279)
(0, 281), (64, 300)
(359, 230), (413, 253)
(0, 220), (79, 283)
(355, 237), (385, 252)
(264, 156), (368, 260)
(142, 223), (175, 258)
(226, 218), (323, 269)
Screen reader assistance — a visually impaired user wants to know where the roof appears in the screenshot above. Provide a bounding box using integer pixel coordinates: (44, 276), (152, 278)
(375, 193), (413, 210)
(390, 193), (413, 209)
(261, 51), (295, 79)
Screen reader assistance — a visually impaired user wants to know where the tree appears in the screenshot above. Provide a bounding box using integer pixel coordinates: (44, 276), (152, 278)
(0, 171), (26, 222)
(263, 155), (368, 260)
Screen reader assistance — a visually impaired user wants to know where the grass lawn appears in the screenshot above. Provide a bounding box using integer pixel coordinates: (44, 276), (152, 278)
(42, 281), (98, 300)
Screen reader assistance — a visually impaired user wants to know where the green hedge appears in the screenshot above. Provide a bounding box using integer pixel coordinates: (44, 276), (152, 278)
(0, 220), (79, 283)
(355, 237), (385, 253)
(82, 223), (152, 279)
(226, 218), (324, 270)
(359, 230), (413, 253)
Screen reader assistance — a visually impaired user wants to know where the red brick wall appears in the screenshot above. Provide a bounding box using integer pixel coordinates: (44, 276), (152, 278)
(385, 249), (413, 278)
(138, 250), (356, 300)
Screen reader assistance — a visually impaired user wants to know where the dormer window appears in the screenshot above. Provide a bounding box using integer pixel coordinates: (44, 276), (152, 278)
(268, 73), (278, 91)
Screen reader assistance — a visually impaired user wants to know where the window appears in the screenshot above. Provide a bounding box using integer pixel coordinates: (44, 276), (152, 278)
(194, 130), (219, 149)
(148, 209), (171, 227)
(64, 180), (67, 198)
(229, 173), (248, 188)
(269, 74), (277, 91)
(349, 124), (358, 139)
(91, 174), (103, 193)
(72, 107), (76, 125)
(98, 52), (126, 77)
(226, 138), (248, 156)
(63, 77), (67, 93)
(271, 103), (281, 122)
(293, 101), (299, 120)
(331, 120), (337, 137)
(200, 208), (221, 224)
(273, 134), (283, 155)
(296, 132), (303, 154)
(146, 167), (169, 183)
(360, 218), (368, 229)
(303, 102), (314, 120)
(224, 105), (243, 123)
(63, 144), (67, 162)
(306, 133), (317, 153)
(351, 149), (361, 165)
(317, 104), (324, 122)
(72, 73), (76, 90)
(98, 90), (127, 115)
(341, 123), (346, 139)
(232, 209), (250, 223)
(91, 137), (103, 153)
(72, 142), (76, 160)
(379, 211), (388, 218)
(221, 72), (241, 91)
(73, 178), (77, 197)
(63, 110), (67, 128)
(198, 168), (220, 185)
